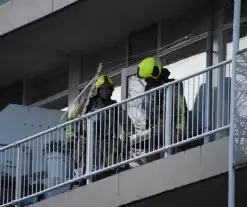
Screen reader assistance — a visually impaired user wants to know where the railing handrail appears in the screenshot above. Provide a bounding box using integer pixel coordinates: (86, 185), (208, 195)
(0, 58), (233, 151)
(0, 125), (230, 207)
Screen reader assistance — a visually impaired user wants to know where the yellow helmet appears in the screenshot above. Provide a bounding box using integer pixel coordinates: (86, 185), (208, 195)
(95, 74), (113, 90)
(137, 57), (162, 79)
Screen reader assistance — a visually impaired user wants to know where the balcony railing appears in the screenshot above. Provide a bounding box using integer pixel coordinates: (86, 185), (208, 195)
(0, 59), (233, 207)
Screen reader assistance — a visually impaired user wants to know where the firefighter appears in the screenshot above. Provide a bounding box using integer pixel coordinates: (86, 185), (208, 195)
(137, 57), (188, 161)
(86, 74), (134, 180)
(67, 74), (134, 183)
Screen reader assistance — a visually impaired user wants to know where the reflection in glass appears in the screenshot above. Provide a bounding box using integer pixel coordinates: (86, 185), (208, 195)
(127, 76), (146, 129)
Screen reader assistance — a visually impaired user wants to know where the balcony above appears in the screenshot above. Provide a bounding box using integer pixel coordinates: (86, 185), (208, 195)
(0, 0), (210, 86)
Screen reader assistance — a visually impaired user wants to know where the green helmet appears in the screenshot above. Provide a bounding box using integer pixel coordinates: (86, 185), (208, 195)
(95, 74), (113, 90)
(137, 57), (162, 79)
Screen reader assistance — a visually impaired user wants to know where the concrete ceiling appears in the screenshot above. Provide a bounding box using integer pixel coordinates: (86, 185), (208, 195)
(0, 0), (209, 86)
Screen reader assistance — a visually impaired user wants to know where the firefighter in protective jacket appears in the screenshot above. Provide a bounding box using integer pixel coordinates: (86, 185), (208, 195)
(137, 57), (188, 159)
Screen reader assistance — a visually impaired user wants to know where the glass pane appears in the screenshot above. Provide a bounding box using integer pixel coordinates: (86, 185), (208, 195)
(127, 76), (146, 129)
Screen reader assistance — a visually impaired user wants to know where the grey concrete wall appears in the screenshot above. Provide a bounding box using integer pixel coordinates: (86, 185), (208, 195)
(0, 0), (77, 36)
(28, 63), (69, 104)
(127, 167), (247, 207)
(81, 40), (126, 84)
(129, 24), (157, 58)
(33, 137), (229, 207)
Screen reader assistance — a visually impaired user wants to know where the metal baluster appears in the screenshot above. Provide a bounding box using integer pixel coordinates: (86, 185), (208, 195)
(148, 93), (151, 152)
(15, 145), (20, 205)
(82, 119), (85, 177)
(222, 68), (226, 126)
(135, 99), (137, 156)
(62, 127), (66, 183)
(163, 88), (166, 147)
(3, 150), (6, 204)
(182, 81), (185, 141)
(172, 85), (175, 145)
(112, 107), (115, 166)
(73, 122), (76, 178)
(108, 109), (111, 167)
(204, 70), (210, 144)
(76, 121), (79, 173)
(197, 75), (200, 135)
(0, 149), (2, 203)
(51, 132), (54, 188)
(117, 107), (120, 165)
(177, 83), (180, 143)
(192, 77), (195, 138)
(69, 124), (71, 182)
(212, 74), (215, 131)
(144, 95), (147, 153)
(28, 141), (30, 197)
(104, 111), (106, 167)
(36, 137), (39, 193)
(95, 115), (98, 171)
(125, 103), (129, 161)
(121, 106), (124, 162)
(187, 79), (190, 140)
(48, 133), (51, 189)
(227, 64), (231, 124)
(11, 147), (15, 202)
(165, 86), (172, 156)
(153, 91), (156, 151)
(40, 136), (43, 190)
(7, 149), (10, 202)
(99, 113), (102, 170)
(158, 89), (161, 148)
(86, 117), (94, 184)
(202, 74), (205, 134)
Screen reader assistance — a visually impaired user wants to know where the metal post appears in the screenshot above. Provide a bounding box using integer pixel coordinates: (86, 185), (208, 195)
(86, 117), (94, 184)
(165, 86), (172, 156)
(204, 16), (214, 144)
(229, 0), (241, 207)
(15, 145), (20, 207)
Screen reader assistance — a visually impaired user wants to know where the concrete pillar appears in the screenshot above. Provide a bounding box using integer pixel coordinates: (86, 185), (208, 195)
(212, 9), (226, 65)
(204, 15), (214, 144)
(212, 0), (227, 139)
(68, 56), (82, 117)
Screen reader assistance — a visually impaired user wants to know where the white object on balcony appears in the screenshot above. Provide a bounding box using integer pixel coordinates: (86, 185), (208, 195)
(44, 152), (70, 198)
